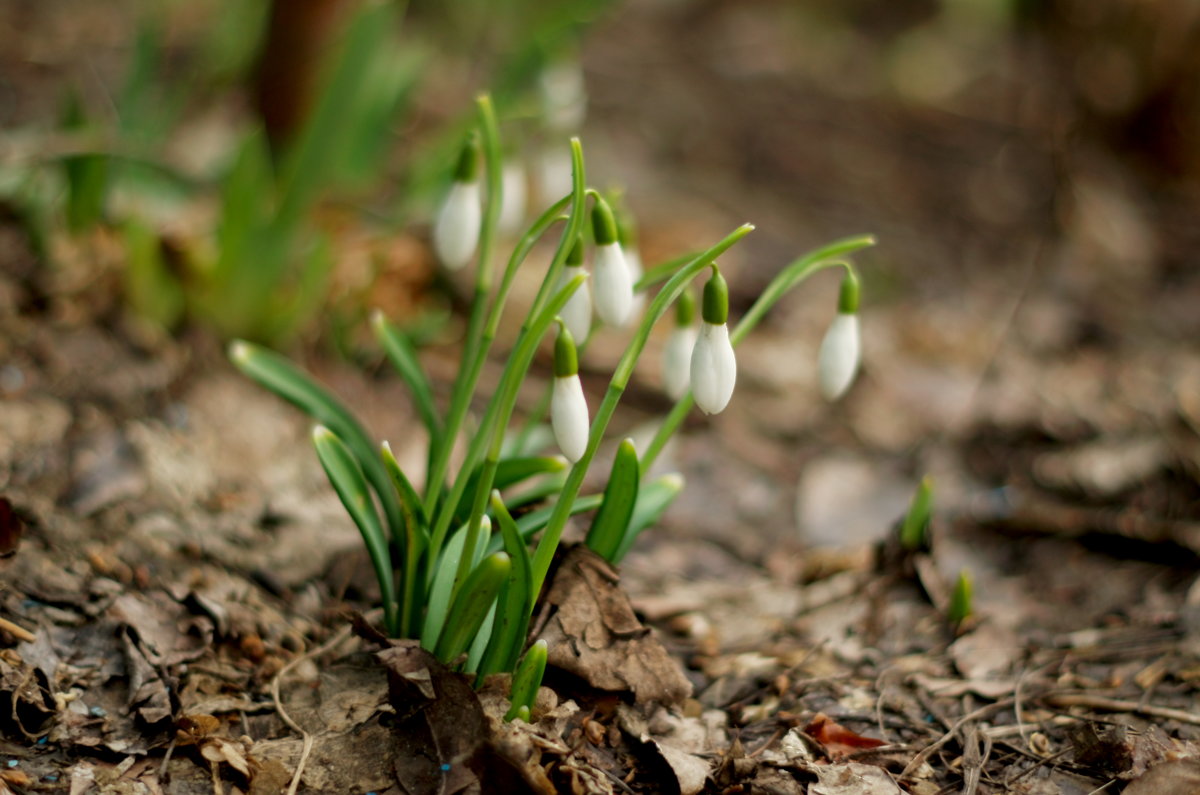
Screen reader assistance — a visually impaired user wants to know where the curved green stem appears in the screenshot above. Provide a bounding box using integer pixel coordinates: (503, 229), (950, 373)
(639, 234), (876, 472)
(528, 222), (757, 598)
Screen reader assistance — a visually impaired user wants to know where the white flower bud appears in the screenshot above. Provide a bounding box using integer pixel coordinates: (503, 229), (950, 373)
(625, 247), (646, 316)
(558, 264), (592, 344)
(662, 325), (697, 400)
(690, 321), (736, 415)
(817, 312), (860, 401)
(551, 374), (590, 462)
(592, 242), (634, 328)
(433, 180), (481, 270)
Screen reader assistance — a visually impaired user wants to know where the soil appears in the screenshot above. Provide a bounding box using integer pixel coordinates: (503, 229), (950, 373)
(4, 1), (1200, 793)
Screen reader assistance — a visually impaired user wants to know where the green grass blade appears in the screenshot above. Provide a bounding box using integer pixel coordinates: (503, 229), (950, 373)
(312, 426), (397, 635)
(435, 552), (511, 663)
(422, 516), (490, 649)
(381, 441), (430, 637)
(477, 492), (534, 678)
(901, 476), (934, 551)
(612, 473), (685, 564)
(454, 455), (568, 526)
(372, 311), (443, 452)
(585, 438), (640, 562)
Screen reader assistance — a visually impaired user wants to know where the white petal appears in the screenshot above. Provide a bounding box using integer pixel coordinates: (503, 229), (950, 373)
(662, 325), (697, 400)
(498, 162), (527, 235)
(690, 322), (736, 415)
(558, 265), (592, 344)
(592, 242), (634, 327)
(625, 248), (646, 316)
(551, 375), (590, 462)
(817, 312), (861, 401)
(433, 180), (481, 270)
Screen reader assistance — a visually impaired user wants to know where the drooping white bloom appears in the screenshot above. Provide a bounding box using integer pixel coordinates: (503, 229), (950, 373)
(817, 312), (861, 401)
(432, 180), (481, 270)
(592, 242), (634, 327)
(551, 375), (589, 462)
(690, 321), (737, 415)
(558, 264), (591, 344)
(498, 160), (527, 235)
(662, 325), (697, 400)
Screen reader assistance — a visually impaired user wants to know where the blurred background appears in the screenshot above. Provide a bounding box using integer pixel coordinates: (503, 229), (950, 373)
(2, 0), (1199, 558)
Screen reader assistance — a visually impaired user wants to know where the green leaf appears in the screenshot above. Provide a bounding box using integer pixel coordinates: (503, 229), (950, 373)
(476, 492), (534, 679)
(60, 91), (108, 233)
(435, 551), (510, 663)
(949, 569), (973, 626)
(612, 473), (684, 564)
(455, 455), (568, 525)
(504, 639), (548, 722)
(900, 476), (934, 552)
(122, 220), (184, 331)
(422, 517), (491, 650)
(312, 426), (397, 635)
(484, 493), (604, 557)
(373, 311), (443, 452)
(585, 439), (640, 562)
(381, 441), (430, 638)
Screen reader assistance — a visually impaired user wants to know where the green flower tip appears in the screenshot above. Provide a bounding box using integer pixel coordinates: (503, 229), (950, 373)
(554, 319), (579, 377)
(701, 266), (729, 325)
(591, 197), (618, 246)
(674, 288), (696, 327)
(838, 272), (860, 314)
(312, 425), (334, 443)
(661, 472), (685, 491)
(949, 568), (973, 624)
(453, 133), (480, 183)
(369, 308), (387, 330)
(567, 234), (584, 265)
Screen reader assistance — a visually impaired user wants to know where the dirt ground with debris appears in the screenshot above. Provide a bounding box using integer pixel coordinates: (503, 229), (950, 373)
(4, 0), (1200, 793)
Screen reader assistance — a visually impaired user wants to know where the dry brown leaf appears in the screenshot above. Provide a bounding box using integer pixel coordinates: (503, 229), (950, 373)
(540, 545), (692, 705)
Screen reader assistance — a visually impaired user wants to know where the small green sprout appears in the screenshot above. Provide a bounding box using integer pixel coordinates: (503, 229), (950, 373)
(900, 476), (934, 551)
(230, 93), (874, 719)
(949, 568), (973, 626)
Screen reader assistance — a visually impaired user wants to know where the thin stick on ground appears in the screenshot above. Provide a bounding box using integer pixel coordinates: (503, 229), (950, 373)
(1043, 693), (1200, 726)
(271, 623), (355, 795)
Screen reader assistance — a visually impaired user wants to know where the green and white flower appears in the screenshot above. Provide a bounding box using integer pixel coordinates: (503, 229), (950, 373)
(557, 235), (592, 344)
(433, 136), (482, 270)
(690, 266), (736, 414)
(551, 320), (590, 462)
(817, 274), (861, 401)
(591, 197), (634, 328)
(662, 288), (697, 400)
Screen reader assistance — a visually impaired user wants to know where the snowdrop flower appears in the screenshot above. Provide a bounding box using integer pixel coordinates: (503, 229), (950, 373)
(690, 266), (737, 414)
(498, 159), (527, 236)
(662, 288), (697, 400)
(590, 197), (634, 328)
(817, 274), (862, 401)
(433, 136), (481, 270)
(551, 321), (590, 462)
(557, 235), (591, 344)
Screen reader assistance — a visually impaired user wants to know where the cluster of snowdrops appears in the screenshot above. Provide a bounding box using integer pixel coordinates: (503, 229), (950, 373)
(231, 95), (873, 721)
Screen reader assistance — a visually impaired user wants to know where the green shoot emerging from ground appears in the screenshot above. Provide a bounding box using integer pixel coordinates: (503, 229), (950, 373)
(230, 93), (874, 713)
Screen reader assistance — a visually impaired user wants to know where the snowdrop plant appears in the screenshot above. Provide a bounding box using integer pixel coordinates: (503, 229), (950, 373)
(690, 266), (737, 415)
(557, 235), (592, 344)
(229, 93), (874, 710)
(661, 288), (697, 400)
(590, 196), (635, 328)
(817, 272), (862, 401)
(433, 134), (483, 270)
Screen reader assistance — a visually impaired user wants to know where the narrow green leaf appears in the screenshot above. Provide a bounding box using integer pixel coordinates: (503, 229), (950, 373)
(585, 439), (640, 562)
(123, 220), (184, 331)
(312, 426), (397, 635)
(900, 476), (934, 552)
(435, 552), (511, 663)
(422, 517), (491, 649)
(484, 493), (604, 557)
(504, 639), (548, 722)
(477, 492), (534, 678)
(949, 569), (973, 626)
(373, 311), (442, 451)
(612, 473), (685, 564)
(60, 91), (108, 233)
(465, 601), (497, 674)
(381, 441), (429, 638)
(454, 455), (568, 525)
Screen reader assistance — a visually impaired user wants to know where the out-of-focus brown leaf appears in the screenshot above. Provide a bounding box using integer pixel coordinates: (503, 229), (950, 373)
(540, 545), (692, 705)
(804, 713), (886, 759)
(0, 497), (24, 562)
(376, 640), (486, 794)
(0, 648), (56, 737)
(1123, 759), (1200, 795)
(808, 762), (902, 794)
